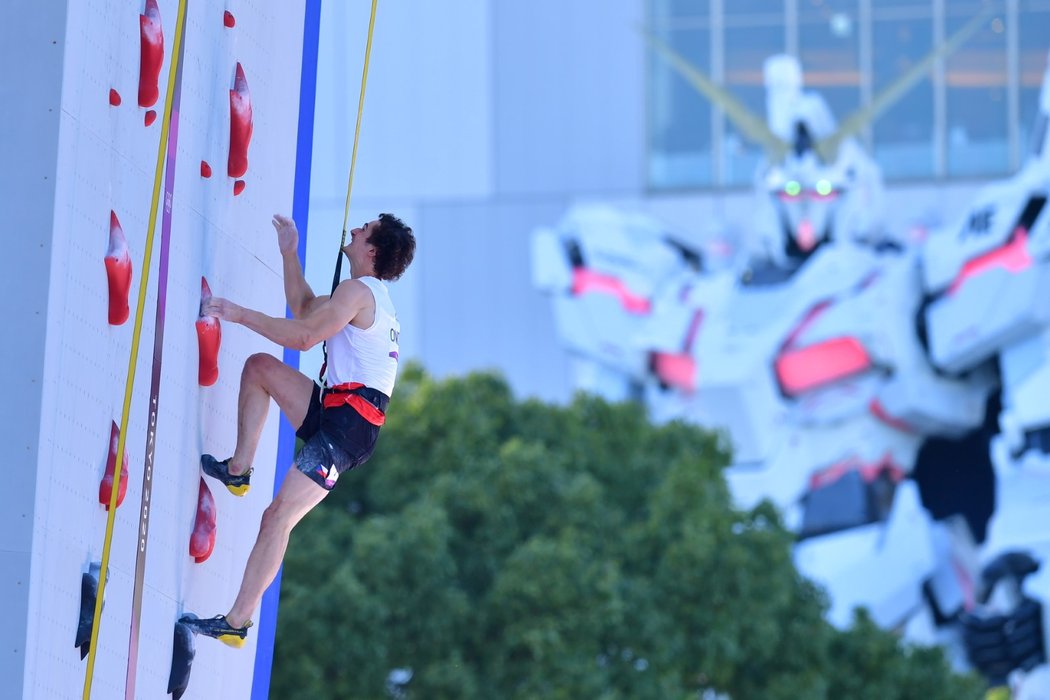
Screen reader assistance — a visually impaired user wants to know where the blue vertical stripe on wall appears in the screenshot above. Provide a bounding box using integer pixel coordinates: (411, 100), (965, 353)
(250, 0), (321, 696)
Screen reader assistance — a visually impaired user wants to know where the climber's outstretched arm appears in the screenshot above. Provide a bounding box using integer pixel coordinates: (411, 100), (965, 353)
(202, 278), (371, 352)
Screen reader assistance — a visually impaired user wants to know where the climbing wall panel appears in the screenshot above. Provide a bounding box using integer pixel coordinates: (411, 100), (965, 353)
(25, 1), (309, 698)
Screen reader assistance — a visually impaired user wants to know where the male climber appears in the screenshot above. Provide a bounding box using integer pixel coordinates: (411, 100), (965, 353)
(179, 212), (415, 646)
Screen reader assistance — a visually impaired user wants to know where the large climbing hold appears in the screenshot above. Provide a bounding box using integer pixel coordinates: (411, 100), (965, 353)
(227, 62), (253, 178)
(99, 420), (129, 510)
(189, 478), (216, 563)
(195, 276), (221, 386)
(167, 617), (196, 699)
(74, 562), (104, 660)
(105, 210), (132, 326)
(138, 0), (164, 108)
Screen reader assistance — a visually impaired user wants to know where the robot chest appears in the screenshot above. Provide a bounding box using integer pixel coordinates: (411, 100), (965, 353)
(771, 293), (891, 399)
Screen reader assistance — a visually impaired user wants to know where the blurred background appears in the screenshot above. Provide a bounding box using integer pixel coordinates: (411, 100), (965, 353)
(299, 0), (1049, 400)
(270, 2), (1050, 697)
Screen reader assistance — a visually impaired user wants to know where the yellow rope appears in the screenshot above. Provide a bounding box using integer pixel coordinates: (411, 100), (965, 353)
(340, 0), (379, 247)
(82, 0), (188, 696)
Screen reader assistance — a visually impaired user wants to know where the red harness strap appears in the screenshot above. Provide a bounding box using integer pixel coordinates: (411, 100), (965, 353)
(322, 382), (386, 426)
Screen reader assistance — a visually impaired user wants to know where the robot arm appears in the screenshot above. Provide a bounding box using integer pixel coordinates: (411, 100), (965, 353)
(920, 177), (1050, 483)
(530, 206), (709, 402)
(920, 183), (1050, 376)
(922, 54), (1050, 377)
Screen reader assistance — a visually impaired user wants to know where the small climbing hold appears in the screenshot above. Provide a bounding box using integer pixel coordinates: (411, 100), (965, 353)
(196, 277), (221, 386)
(105, 210), (132, 326)
(99, 420), (129, 510)
(233, 180), (245, 196)
(223, 10), (236, 28)
(145, 110), (157, 127)
(75, 562), (104, 660)
(138, 0), (164, 108)
(189, 478), (216, 563)
(200, 160), (212, 178)
(227, 62), (253, 178)
(168, 618), (196, 699)
(109, 88), (121, 106)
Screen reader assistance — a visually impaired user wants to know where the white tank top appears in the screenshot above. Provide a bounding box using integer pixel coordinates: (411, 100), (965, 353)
(325, 276), (400, 396)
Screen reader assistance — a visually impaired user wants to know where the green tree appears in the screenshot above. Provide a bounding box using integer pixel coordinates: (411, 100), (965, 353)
(272, 366), (984, 699)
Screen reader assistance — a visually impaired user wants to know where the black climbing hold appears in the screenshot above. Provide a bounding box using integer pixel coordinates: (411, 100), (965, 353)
(75, 562), (103, 660)
(168, 616), (196, 699)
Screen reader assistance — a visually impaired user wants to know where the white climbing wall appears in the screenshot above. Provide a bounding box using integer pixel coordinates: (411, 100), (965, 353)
(5, 1), (310, 698)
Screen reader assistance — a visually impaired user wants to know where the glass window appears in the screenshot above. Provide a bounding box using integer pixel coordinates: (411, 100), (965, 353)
(723, 0), (782, 17)
(945, 1), (1009, 177)
(723, 12), (786, 186)
(648, 1), (713, 189)
(646, 0), (1041, 188)
(871, 3), (936, 179)
(658, 0), (711, 21)
(1018, 3), (1050, 162)
(798, 0), (862, 129)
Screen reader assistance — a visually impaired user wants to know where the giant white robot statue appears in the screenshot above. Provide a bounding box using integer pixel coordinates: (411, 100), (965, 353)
(532, 13), (1050, 697)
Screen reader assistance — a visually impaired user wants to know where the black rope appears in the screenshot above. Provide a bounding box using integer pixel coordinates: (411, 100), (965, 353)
(318, 249), (344, 383)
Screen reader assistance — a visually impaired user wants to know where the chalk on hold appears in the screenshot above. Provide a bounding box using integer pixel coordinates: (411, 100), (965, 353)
(189, 478), (216, 563)
(75, 562), (105, 660)
(223, 10), (236, 28)
(99, 420), (129, 510)
(233, 180), (245, 196)
(195, 277), (221, 386)
(227, 62), (253, 178)
(168, 618), (196, 699)
(109, 88), (121, 106)
(105, 210), (132, 326)
(138, 0), (164, 108)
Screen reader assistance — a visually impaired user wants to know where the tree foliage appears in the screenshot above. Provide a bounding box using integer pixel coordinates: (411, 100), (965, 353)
(272, 365), (983, 699)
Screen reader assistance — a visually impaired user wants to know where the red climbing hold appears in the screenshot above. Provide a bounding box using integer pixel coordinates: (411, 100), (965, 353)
(196, 277), (221, 387)
(144, 110), (157, 127)
(190, 478), (216, 563)
(233, 180), (245, 196)
(200, 160), (212, 178)
(105, 210), (132, 326)
(227, 62), (253, 178)
(138, 0), (164, 108)
(109, 88), (121, 106)
(99, 421), (129, 510)
(223, 10), (236, 28)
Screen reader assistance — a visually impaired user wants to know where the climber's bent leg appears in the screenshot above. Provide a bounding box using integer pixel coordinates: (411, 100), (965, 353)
(230, 353), (314, 475)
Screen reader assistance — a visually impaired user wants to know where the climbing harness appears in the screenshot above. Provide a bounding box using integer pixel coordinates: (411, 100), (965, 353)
(323, 382), (389, 426)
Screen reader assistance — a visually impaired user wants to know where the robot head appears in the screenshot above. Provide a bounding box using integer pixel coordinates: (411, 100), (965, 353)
(763, 135), (847, 260)
(755, 59), (884, 265)
(755, 116), (886, 267)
